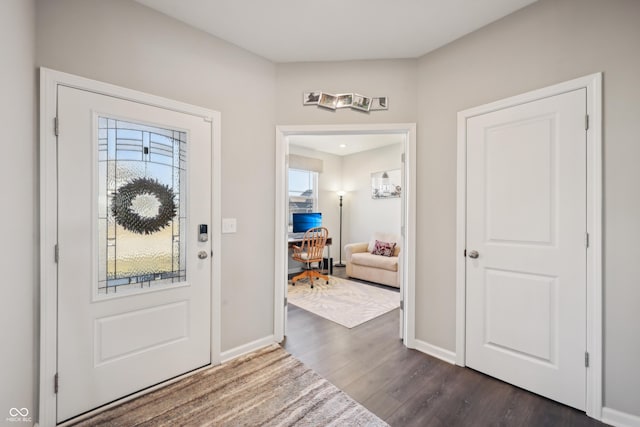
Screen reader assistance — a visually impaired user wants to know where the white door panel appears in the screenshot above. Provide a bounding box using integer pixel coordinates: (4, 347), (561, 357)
(466, 89), (586, 410)
(484, 115), (555, 244)
(57, 86), (212, 422)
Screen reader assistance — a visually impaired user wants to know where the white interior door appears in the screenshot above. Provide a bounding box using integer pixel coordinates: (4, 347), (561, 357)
(57, 85), (212, 422)
(465, 89), (587, 410)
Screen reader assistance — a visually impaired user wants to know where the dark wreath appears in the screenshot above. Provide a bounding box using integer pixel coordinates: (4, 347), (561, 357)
(111, 177), (177, 235)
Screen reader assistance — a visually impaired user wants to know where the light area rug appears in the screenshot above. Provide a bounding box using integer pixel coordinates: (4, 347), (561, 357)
(288, 276), (400, 328)
(71, 345), (387, 426)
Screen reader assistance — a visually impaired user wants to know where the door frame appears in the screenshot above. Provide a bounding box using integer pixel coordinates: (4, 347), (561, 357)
(39, 68), (222, 426)
(274, 123), (417, 346)
(455, 73), (603, 419)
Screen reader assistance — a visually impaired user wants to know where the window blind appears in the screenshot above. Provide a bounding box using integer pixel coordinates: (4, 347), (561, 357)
(289, 154), (323, 173)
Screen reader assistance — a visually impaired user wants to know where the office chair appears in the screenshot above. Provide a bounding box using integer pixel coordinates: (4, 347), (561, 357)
(291, 226), (329, 289)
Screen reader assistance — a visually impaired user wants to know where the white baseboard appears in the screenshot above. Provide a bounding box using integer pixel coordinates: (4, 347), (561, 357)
(413, 338), (456, 365)
(602, 407), (640, 427)
(220, 335), (276, 363)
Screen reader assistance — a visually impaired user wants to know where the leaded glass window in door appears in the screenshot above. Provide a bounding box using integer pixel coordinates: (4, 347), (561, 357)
(98, 117), (186, 295)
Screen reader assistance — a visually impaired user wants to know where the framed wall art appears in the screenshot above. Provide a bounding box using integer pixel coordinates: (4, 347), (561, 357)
(370, 97), (388, 110)
(318, 92), (338, 109)
(303, 91), (321, 105)
(352, 93), (372, 112)
(371, 169), (401, 199)
(336, 93), (353, 108)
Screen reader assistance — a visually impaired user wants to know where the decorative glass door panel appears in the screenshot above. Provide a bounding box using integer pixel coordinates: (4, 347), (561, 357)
(97, 117), (187, 295)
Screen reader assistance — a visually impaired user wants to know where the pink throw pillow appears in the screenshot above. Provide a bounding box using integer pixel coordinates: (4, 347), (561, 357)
(371, 240), (396, 257)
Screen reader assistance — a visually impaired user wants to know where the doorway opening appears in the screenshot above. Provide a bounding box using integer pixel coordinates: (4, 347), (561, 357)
(274, 124), (416, 347)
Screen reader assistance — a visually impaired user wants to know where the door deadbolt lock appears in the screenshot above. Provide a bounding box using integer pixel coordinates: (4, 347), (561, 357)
(198, 224), (208, 242)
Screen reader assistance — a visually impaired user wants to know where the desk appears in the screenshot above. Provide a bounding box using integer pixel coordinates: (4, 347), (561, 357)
(288, 236), (333, 275)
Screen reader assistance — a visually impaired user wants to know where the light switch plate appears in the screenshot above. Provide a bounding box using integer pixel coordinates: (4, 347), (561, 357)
(222, 218), (237, 234)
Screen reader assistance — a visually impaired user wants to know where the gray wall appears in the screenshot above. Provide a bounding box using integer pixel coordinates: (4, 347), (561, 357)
(415, 0), (640, 415)
(276, 60), (418, 125)
(0, 0), (36, 421)
(4, 0), (639, 421)
(35, 0), (278, 352)
(342, 144), (403, 244)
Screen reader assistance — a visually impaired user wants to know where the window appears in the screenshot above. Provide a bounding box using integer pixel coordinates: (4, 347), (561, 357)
(288, 168), (318, 228)
(98, 117), (186, 295)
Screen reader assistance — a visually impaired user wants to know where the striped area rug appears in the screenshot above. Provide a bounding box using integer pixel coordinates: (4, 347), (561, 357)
(71, 345), (387, 426)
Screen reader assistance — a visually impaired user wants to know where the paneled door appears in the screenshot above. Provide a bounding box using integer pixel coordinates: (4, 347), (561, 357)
(57, 85), (212, 422)
(465, 89), (587, 410)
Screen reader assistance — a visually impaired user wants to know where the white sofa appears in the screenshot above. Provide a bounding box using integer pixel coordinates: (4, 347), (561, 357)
(344, 232), (401, 288)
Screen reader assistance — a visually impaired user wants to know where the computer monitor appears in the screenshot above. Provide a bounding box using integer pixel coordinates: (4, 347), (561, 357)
(292, 212), (322, 233)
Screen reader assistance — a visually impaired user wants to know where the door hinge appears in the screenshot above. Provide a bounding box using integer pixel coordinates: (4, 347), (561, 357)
(54, 117), (59, 137)
(400, 300), (404, 310)
(401, 153), (405, 163)
(54, 244), (59, 263)
(464, 249), (467, 257)
(585, 352), (590, 368)
(284, 297), (287, 307)
(585, 114), (589, 131)
(54, 373), (59, 393)
(585, 232), (590, 248)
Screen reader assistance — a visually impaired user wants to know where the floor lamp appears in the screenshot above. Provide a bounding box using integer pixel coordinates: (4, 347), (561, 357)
(335, 191), (346, 267)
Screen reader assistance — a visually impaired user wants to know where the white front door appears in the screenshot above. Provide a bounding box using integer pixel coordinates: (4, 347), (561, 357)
(465, 89), (587, 410)
(57, 85), (212, 422)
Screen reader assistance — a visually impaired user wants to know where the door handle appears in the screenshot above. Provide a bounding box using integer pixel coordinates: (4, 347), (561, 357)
(198, 251), (208, 259)
(468, 250), (479, 259)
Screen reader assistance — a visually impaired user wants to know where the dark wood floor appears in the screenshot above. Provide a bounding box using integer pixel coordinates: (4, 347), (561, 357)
(282, 268), (604, 427)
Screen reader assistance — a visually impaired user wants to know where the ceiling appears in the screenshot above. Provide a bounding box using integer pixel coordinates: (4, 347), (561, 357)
(289, 134), (403, 157)
(134, 0), (538, 63)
